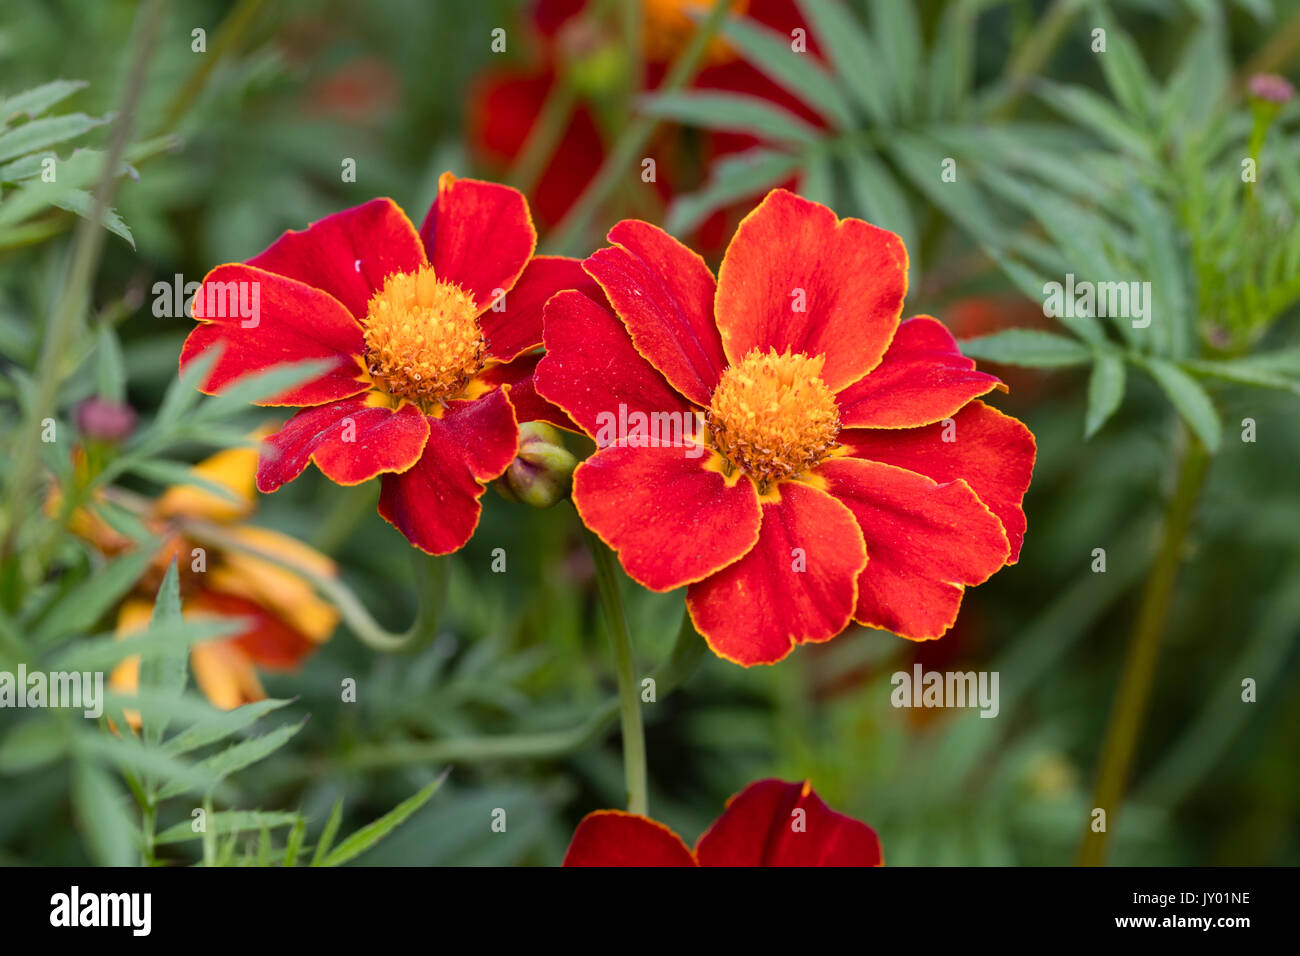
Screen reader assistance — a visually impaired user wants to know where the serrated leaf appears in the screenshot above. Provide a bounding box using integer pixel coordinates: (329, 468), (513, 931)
(138, 560), (187, 748)
(1085, 353), (1126, 438)
(796, 0), (891, 124)
(638, 90), (820, 144)
(720, 16), (854, 129)
(155, 811), (300, 845)
(163, 697), (296, 757)
(959, 329), (1094, 367)
(317, 772), (448, 867)
(1, 80), (87, 123)
(1142, 357), (1222, 451)
(0, 113), (107, 163)
(156, 716), (308, 800)
(51, 188), (134, 248)
(1182, 355), (1300, 395)
(71, 760), (136, 866)
(79, 729), (222, 797)
(33, 543), (160, 644)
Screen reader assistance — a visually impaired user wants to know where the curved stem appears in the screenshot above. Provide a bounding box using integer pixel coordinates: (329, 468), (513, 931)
(180, 515), (447, 654)
(1079, 428), (1211, 865)
(584, 527), (648, 815)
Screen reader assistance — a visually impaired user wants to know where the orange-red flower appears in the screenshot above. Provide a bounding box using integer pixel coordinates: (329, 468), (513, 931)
(181, 173), (576, 554)
(536, 189), (1036, 665)
(564, 779), (882, 866)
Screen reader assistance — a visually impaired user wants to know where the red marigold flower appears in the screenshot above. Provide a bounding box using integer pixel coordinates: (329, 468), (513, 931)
(535, 189), (1036, 665)
(564, 779), (882, 866)
(180, 173), (577, 554)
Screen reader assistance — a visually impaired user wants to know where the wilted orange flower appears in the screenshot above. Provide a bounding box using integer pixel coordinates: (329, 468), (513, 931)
(67, 439), (339, 714)
(536, 189), (1036, 665)
(564, 779), (883, 866)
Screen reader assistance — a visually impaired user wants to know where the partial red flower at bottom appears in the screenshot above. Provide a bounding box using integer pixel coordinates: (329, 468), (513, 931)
(564, 779), (882, 867)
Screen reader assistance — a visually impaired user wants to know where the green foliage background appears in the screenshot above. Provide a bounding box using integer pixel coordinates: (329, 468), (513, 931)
(1, 0), (1297, 866)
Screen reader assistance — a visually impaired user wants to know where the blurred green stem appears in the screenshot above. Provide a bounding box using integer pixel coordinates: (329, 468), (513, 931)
(584, 527), (648, 815)
(1080, 428), (1211, 865)
(161, 0), (266, 131)
(545, 0), (731, 255)
(0, 0), (166, 574)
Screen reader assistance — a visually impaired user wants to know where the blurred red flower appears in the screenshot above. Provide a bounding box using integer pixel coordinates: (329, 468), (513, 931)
(469, 0), (827, 251)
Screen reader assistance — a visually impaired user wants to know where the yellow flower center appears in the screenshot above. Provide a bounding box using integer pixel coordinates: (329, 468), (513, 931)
(362, 266), (484, 405)
(707, 348), (840, 490)
(643, 0), (748, 65)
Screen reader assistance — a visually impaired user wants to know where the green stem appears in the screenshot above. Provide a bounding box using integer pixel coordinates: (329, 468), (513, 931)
(0, 0), (166, 569)
(584, 527), (648, 815)
(544, 0), (732, 256)
(175, 512), (447, 654)
(1079, 428), (1212, 866)
(508, 83), (577, 197)
(277, 606), (705, 776)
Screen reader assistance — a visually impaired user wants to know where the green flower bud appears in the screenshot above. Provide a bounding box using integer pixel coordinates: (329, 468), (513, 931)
(496, 422), (577, 509)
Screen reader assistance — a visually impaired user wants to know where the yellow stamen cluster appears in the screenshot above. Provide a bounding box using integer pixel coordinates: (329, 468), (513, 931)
(707, 348), (840, 491)
(363, 266), (483, 405)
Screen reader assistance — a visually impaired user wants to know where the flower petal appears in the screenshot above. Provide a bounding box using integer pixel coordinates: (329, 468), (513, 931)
(584, 219), (726, 405)
(535, 290), (694, 441)
(376, 425), (484, 555)
(181, 264), (367, 406)
(573, 445), (762, 592)
(819, 457), (1010, 640)
(479, 255), (598, 362)
(191, 590), (318, 671)
(479, 352), (578, 432)
(840, 400), (1035, 562)
(256, 397), (429, 493)
(247, 198), (426, 321)
(437, 388), (518, 483)
(686, 480), (866, 665)
(836, 316), (1005, 428)
(420, 172), (536, 310)
(563, 811), (697, 867)
(695, 779), (883, 867)
(714, 189), (907, 391)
